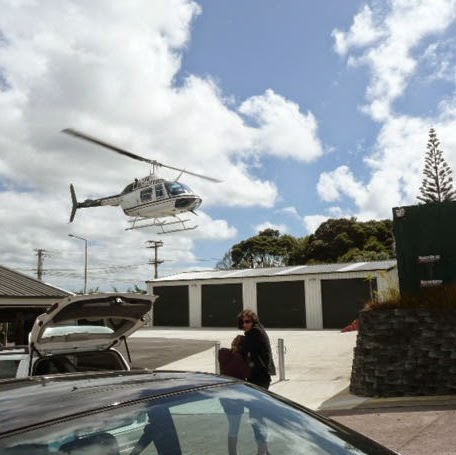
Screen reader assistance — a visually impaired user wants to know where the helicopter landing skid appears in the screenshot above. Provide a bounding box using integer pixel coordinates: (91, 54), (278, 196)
(126, 217), (198, 234)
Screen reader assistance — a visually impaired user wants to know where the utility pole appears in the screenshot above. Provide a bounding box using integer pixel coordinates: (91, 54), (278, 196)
(35, 248), (48, 280)
(146, 240), (164, 279)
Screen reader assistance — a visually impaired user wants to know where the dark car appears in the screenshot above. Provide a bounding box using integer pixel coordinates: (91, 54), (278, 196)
(0, 370), (397, 455)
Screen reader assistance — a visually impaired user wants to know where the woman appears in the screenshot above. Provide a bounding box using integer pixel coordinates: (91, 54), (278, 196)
(237, 309), (276, 389)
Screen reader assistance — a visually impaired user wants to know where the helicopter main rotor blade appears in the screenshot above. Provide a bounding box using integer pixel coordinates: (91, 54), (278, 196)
(62, 128), (154, 165)
(62, 127), (222, 182)
(158, 162), (222, 183)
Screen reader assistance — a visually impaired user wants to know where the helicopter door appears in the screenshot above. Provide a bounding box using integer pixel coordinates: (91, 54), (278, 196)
(154, 183), (166, 200)
(140, 188), (152, 202)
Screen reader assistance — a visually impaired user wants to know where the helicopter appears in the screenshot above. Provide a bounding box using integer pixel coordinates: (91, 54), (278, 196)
(62, 128), (221, 233)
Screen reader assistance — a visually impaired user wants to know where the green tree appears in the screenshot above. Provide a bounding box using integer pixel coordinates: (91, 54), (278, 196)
(417, 128), (456, 203)
(216, 250), (235, 270)
(287, 218), (394, 264)
(287, 236), (311, 265)
(219, 218), (394, 269)
(229, 229), (298, 269)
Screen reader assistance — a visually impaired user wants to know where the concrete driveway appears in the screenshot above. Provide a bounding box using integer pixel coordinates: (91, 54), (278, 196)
(132, 328), (358, 410)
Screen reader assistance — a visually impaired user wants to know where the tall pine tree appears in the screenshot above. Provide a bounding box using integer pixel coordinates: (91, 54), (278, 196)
(417, 128), (456, 203)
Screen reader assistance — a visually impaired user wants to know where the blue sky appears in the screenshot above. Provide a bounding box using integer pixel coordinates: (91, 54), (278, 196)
(1, 0), (456, 291)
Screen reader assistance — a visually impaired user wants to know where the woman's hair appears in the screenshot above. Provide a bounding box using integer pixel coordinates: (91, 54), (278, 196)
(236, 309), (259, 330)
(231, 335), (245, 353)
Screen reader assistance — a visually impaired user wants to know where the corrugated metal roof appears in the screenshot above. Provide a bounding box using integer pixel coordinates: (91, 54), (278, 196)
(0, 265), (71, 298)
(149, 260), (397, 283)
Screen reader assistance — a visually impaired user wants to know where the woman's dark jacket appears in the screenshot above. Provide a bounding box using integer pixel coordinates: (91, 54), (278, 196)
(242, 324), (276, 385)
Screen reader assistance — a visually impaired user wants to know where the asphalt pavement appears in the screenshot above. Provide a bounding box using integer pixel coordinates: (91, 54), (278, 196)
(125, 337), (215, 370)
(130, 328), (456, 454)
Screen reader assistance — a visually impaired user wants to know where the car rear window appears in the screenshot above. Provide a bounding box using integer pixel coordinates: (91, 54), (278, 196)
(33, 351), (125, 375)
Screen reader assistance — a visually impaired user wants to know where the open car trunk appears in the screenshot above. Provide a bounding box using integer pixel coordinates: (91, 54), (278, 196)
(29, 293), (155, 356)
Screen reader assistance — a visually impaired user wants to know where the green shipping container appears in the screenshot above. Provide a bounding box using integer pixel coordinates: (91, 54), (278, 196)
(392, 202), (456, 294)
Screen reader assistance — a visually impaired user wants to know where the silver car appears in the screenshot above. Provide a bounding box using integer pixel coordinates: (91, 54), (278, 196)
(0, 293), (155, 378)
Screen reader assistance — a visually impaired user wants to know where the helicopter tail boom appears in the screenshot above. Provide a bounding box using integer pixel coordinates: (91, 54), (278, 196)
(69, 184), (121, 223)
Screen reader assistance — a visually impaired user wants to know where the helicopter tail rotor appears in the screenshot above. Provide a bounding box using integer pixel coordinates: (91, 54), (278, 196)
(69, 184), (78, 223)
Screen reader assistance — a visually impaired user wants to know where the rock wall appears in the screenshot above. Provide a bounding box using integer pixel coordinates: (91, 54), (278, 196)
(350, 308), (456, 397)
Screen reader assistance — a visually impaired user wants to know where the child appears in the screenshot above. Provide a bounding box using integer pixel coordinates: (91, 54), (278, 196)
(218, 335), (251, 381)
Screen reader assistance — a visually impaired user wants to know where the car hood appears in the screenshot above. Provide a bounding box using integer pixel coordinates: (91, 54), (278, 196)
(29, 293), (156, 355)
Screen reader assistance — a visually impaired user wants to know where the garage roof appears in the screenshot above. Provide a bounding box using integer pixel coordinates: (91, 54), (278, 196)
(0, 265), (71, 298)
(148, 260), (397, 283)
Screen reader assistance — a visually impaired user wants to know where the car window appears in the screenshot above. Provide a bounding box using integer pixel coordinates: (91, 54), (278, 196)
(0, 384), (381, 454)
(0, 360), (20, 379)
(33, 351), (125, 376)
(69, 351), (126, 371)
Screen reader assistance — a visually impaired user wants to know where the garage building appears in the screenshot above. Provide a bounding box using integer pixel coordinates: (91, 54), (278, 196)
(147, 260), (397, 329)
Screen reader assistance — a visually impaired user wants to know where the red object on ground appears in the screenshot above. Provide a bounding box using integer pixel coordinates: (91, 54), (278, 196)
(341, 319), (360, 333)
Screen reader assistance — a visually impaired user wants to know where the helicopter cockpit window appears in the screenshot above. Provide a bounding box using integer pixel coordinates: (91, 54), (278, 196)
(140, 188), (152, 202)
(155, 184), (165, 199)
(165, 182), (191, 196)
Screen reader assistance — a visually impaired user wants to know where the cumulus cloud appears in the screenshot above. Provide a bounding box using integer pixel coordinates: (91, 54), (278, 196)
(334, 0), (456, 121)
(317, 165), (368, 206)
(253, 221), (289, 234)
(332, 5), (385, 56)
(0, 1), (323, 290)
(302, 215), (329, 234)
(239, 89), (323, 162)
(303, 207), (354, 234)
(420, 39), (456, 83)
(322, 0), (456, 219)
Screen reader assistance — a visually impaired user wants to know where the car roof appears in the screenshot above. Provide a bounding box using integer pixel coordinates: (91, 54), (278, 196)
(0, 370), (236, 437)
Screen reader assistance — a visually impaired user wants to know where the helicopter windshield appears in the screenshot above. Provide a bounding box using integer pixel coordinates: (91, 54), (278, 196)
(165, 182), (192, 196)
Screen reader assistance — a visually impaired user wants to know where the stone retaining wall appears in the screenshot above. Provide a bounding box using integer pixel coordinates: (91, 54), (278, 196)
(350, 308), (456, 397)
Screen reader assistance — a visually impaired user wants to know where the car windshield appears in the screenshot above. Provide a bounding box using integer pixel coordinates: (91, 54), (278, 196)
(0, 383), (386, 454)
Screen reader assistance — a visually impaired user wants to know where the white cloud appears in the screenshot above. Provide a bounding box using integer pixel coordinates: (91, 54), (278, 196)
(317, 165), (368, 206)
(332, 5), (385, 56)
(302, 215), (328, 234)
(253, 221), (289, 234)
(334, 0), (456, 121)
(239, 89), (323, 162)
(0, 1), (324, 290)
(277, 206), (300, 219)
(420, 39), (456, 83)
(317, 113), (456, 219)
(176, 211), (238, 240)
(302, 206), (355, 234)
(321, 0), (456, 220)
